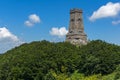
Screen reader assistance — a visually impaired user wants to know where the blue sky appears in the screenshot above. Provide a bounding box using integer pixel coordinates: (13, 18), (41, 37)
(0, 0), (120, 53)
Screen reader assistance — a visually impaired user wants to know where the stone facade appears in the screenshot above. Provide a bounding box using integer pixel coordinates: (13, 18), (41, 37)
(66, 9), (87, 45)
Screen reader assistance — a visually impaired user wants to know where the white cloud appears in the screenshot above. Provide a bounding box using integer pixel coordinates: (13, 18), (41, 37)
(29, 14), (40, 23)
(24, 20), (34, 27)
(50, 27), (68, 37)
(112, 20), (120, 25)
(24, 14), (40, 27)
(0, 27), (24, 53)
(0, 27), (18, 41)
(89, 2), (120, 21)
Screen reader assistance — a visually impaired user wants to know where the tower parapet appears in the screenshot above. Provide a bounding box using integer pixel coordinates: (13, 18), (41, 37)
(70, 9), (82, 14)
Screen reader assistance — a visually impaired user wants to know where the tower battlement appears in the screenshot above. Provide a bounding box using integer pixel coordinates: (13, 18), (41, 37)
(66, 9), (87, 45)
(70, 8), (82, 14)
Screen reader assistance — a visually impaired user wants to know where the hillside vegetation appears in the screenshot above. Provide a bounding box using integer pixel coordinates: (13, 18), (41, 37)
(0, 40), (120, 80)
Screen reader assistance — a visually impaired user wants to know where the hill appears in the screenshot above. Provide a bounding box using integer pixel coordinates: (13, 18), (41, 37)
(0, 40), (120, 80)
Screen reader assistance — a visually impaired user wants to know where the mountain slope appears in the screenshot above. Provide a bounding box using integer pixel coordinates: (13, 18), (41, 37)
(0, 40), (119, 79)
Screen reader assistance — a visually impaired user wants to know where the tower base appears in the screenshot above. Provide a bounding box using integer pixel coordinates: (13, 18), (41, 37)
(66, 33), (87, 46)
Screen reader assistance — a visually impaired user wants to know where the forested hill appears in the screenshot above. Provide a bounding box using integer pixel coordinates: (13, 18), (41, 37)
(0, 40), (120, 80)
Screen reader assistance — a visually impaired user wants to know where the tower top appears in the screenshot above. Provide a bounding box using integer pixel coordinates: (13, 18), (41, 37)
(70, 8), (83, 14)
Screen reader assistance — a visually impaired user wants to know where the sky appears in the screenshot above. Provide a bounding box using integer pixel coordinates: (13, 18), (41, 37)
(0, 0), (120, 53)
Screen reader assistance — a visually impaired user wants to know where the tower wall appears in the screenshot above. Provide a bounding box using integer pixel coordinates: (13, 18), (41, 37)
(66, 9), (87, 45)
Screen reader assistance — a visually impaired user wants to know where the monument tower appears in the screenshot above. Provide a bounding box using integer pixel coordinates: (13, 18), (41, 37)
(66, 9), (87, 45)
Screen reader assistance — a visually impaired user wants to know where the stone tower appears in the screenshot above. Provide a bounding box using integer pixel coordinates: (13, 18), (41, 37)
(66, 9), (87, 45)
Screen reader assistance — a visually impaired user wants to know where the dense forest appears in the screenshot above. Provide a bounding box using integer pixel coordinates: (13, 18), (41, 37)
(0, 40), (120, 80)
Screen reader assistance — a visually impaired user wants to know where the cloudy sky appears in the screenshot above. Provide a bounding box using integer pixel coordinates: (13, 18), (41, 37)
(0, 0), (120, 53)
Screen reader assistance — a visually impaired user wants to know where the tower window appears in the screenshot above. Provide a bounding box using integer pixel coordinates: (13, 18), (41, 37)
(68, 37), (71, 39)
(71, 19), (74, 21)
(70, 31), (73, 33)
(79, 31), (82, 33)
(75, 38), (79, 40)
(78, 18), (81, 21)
